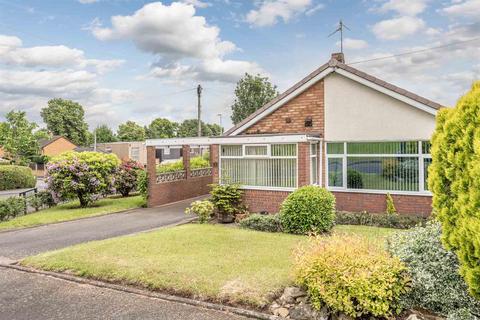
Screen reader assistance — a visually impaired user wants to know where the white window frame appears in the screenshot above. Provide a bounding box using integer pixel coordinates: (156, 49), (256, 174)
(219, 143), (298, 191)
(243, 144), (270, 158)
(325, 141), (432, 196)
(310, 142), (319, 185)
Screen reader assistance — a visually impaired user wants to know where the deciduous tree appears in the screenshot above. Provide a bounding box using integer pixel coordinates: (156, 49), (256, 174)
(0, 111), (39, 164)
(94, 125), (117, 143)
(146, 118), (177, 139)
(117, 121), (146, 141)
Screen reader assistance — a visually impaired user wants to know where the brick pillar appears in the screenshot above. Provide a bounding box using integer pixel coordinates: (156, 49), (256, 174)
(210, 144), (219, 184)
(298, 142), (310, 187)
(183, 145), (190, 179)
(146, 146), (156, 207)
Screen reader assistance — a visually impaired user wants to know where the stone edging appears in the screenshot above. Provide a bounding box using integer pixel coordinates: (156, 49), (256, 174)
(0, 263), (278, 320)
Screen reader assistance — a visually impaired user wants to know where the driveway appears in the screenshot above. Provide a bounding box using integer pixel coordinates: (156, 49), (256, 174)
(0, 197), (199, 260)
(0, 267), (248, 320)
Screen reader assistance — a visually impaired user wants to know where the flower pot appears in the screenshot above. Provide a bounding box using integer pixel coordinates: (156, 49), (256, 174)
(218, 213), (235, 224)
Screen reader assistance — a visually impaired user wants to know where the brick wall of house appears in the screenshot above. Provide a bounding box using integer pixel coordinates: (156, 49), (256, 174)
(42, 138), (77, 157)
(333, 192), (432, 217)
(242, 80), (324, 136)
(242, 189), (290, 213)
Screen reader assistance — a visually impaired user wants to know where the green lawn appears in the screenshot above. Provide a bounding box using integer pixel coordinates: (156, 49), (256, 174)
(0, 195), (144, 231)
(22, 224), (399, 308)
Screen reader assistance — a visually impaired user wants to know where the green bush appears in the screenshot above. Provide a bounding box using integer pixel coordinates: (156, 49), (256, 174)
(46, 151), (120, 207)
(239, 214), (281, 232)
(335, 211), (426, 229)
(27, 191), (56, 212)
(156, 156), (209, 173)
(386, 193), (397, 215)
(387, 221), (480, 319)
(209, 184), (244, 219)
(295, 235), (410, 318)
(114, 160), (143, 197)
(190, 156), (210, 169)
(347, 169), (363, 188)
(279, 186), (335, 234)
(185, 200), (214, 223)
(0, 165), (36, 190)
(429, 81), (480, 296)
(0, 197), (26, 221)
(137, 170), (148, 201)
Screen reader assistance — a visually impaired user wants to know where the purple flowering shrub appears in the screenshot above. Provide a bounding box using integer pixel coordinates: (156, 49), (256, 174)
(46, 151), (120, 207)
(114, 160), (144, 197)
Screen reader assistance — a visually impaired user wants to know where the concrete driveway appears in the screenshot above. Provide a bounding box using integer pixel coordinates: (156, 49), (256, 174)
(0, 197), (199, 260)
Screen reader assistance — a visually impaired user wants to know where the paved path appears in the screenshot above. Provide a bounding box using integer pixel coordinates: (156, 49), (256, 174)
(0, 267), (248, 320)
(0, 197), (200, 260)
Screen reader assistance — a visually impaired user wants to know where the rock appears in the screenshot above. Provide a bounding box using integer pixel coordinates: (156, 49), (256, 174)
(275, 307), (290, 318)
(406, 315), (421, 320)
(289, 302), (329, 320)
(279, 287), (307, 304)
(268, 302), (280, 314)
(332, 313), (354, 320)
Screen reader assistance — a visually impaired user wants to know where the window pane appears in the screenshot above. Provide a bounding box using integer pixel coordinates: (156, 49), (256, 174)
(422, 141), (431, 154)
(347, 157), (419, 191)
(327, 143), (344, 154)
(311, 156), (318, 185)
(328, 158), (343, 187)
(424, 158), (432, 190)
(347, 141), (418, 154)
(271, 144), (296, 157)
(310, 143), (318, 155)
(245, 145), (268, 156)
(220, 158), (296, 188)
(221, 145), (242, 157)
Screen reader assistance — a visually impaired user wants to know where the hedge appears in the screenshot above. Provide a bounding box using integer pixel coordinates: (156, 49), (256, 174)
(0, 165), (36, 191)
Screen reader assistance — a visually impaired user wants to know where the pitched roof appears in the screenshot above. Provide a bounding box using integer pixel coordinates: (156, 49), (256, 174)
(39, 136), (76, 149)
(225, 58), (443, 136)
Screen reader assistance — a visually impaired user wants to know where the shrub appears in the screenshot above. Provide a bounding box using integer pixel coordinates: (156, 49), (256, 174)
(0, 197), (26, 221)
(46, 151), (120, 207)
(156, 156), (209, 173)
(295, 235), (410, 318)
(386, 193), (397, 215)
(209, 183), (244, 220)
(137, 170), (148, 200)
(279, 186), (335, 234)
(387, 221), (480, 319)
(0, 165), (36, 190)
(37, 191), (56, 208)
(239, 214), (281, 232)
(429, 82), (480, 296)
(185, 200), (214, 223)
(347, 169), (363, 188)
(335, 211), (426, 229)
(190, 156), (210, 169)
(114, 160), (143, 197)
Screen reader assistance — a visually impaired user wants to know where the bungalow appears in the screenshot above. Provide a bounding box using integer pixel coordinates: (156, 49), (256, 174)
(146, 53), (441, 216)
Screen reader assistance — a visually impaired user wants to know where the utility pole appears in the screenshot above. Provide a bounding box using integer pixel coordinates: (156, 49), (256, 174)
(217, 113), (223, 134)
(197, 84), (202, 137)
(328, 19), (350, 54)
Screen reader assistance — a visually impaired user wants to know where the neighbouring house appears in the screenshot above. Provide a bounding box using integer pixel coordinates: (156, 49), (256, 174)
(95, 141), (147, 165)
(39, 136), (78, 157)
(145, 53), (441, 216)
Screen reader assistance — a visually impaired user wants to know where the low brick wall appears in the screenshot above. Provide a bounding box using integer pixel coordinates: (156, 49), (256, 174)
(148, 175), (213, 207)
(241, 189), (432, 216)
(332, 191), (432, 217)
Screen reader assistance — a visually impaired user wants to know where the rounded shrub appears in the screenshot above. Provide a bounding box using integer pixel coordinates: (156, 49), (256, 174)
(279, 186), (335, 234)
(239, 214), (281, 233)
(114, 160), (143, 197)
(0, 165), (36, 190)
(295, 235), (410, 318)
(387, 221), (480, 319)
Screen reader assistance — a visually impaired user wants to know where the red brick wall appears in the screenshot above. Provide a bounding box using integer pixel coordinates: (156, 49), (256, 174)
(333, 192), (432, 217)
(242, 189), (290, 213)
(242, 80), (324, 135)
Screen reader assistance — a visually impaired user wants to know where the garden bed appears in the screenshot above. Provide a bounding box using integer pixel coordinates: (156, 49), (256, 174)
(0, 195), (144, 231)
(21, 224), (398, 309)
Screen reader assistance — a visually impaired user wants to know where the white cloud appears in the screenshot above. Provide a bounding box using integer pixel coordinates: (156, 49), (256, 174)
(180, 0), (211, 8)
(441, 0), (480, 18)
(372, 16), (426, 40)
(379, 0), (429, 16)
(305, 3), (324, 16)
(246, 0), (313, 27)
(336, 38), (368, 50)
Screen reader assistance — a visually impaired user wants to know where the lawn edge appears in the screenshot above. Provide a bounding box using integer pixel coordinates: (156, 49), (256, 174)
(0, 263), (278, 320)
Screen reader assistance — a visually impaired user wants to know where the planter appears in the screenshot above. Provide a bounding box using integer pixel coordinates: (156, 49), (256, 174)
(217, 213), (235, 224)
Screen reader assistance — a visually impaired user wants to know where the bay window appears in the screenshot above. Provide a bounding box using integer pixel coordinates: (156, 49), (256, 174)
(326, 141), (432, 193)
(220, 144), (297, 189)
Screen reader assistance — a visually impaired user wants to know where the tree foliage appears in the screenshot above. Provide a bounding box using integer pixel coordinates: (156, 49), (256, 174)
(41, 99), (90, 146)
(429, 81), (480, 297)
(230, 73), (278, 125)
(117, 121), (146, 142)
(146, 118), (177, 139)
(0, 111), (39, 164)
(94, 125), (117, 143)
(177, 119), (221, 137)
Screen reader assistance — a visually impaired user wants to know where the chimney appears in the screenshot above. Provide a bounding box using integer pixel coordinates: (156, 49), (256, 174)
(331, 52), (345, 63)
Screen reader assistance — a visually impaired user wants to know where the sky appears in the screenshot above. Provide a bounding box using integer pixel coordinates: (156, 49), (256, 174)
(0, 0), (479, 132)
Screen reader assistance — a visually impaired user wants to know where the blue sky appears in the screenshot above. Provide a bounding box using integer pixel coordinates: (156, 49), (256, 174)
(0, 0), (479, 131)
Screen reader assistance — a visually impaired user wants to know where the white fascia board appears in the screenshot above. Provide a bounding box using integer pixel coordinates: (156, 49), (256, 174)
(228, 68), (335, 136)
(146, 135), (315, 147)
(334, 68), (438, 116)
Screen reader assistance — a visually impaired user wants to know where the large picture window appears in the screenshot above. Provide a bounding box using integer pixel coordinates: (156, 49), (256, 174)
(326, 141), (431, 193)
(220, 144), (297, 189)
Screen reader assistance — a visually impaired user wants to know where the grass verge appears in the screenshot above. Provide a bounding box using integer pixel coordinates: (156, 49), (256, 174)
(0, 195), (145, 231)
(22, 224), (398, 308)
